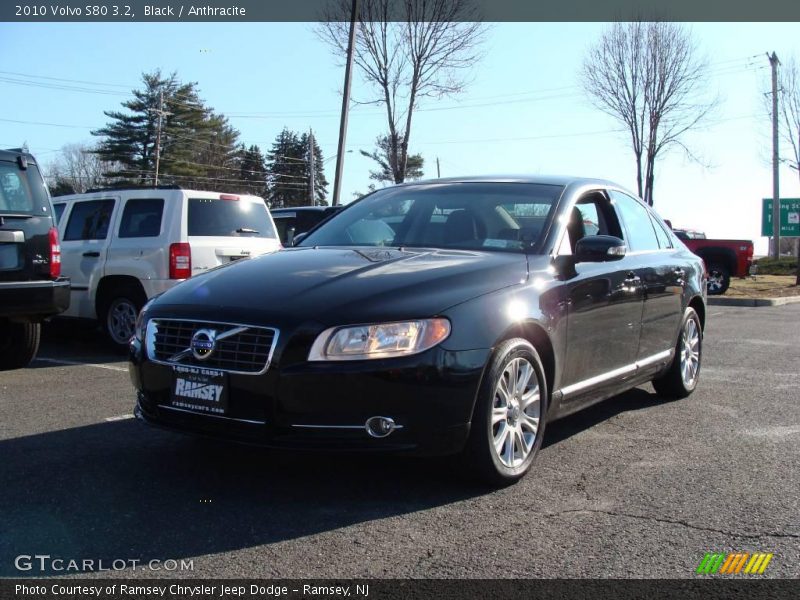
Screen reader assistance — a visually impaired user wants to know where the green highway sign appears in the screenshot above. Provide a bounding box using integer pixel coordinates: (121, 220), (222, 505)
(762, 198), (800, 237)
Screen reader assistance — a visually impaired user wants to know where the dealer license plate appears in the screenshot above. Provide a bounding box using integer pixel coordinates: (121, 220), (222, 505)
(171, 365), (228, 415)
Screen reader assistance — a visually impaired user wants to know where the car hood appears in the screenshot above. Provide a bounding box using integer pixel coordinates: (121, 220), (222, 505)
(151, 246), (529, 325)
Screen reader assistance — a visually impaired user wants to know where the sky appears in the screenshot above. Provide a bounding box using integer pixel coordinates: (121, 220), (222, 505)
(1, 21), (799, 254)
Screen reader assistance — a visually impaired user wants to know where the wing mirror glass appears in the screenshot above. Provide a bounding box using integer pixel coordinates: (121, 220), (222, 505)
(574, 235), (627, 262)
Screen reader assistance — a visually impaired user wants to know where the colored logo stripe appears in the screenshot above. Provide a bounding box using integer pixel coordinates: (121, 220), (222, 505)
(697, 552), (773, 575)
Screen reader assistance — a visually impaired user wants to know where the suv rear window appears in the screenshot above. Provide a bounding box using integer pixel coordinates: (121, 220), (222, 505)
(0, 161), (50, 215)
(188, 198), (276, 238)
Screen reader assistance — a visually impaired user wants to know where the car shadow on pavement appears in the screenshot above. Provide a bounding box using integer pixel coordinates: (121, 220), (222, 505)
(0, 387), (670, 576)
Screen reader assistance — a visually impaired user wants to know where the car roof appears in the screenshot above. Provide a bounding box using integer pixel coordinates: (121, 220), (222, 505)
(393, 174), (618, 188)
(270, 206), (334, 213)
(0, 148), (38, 165)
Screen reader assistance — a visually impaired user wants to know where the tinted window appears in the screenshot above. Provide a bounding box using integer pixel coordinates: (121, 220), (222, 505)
(53, 203), (65, 223)
(301, 183), (564, 252)
(0, 162), (50, 215)
(188, 198), (276, 238)
(64, 200), (115, 241)
(119, 199), (164, 238)
(272, 214), (295, 243)
(609, 191), (660, 252)
(650, 214), (673, 249)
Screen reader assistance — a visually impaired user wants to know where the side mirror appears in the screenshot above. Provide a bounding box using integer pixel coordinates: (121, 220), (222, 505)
(574, 235), (627, 262)
(292, 231), (309, 247)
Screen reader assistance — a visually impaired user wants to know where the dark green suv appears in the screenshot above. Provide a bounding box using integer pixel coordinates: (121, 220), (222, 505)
(0, 149), (70, 369)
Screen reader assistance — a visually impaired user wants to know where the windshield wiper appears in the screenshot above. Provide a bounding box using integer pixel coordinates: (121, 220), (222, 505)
(236, 227), (259, 234)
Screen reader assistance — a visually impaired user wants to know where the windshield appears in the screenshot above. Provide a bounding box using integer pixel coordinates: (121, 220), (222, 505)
(188, 197), (277, 238)
(0, 160), (50, 216)
(300, 182), (563, 252)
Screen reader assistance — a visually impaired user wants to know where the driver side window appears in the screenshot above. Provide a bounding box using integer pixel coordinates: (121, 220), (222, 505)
(561, 191), (623, 254)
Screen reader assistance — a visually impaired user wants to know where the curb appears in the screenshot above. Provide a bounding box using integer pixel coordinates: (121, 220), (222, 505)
(708, 295), (800, 307)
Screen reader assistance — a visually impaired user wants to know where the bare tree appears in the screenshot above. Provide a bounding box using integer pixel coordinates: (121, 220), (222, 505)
(46, 143), (118, 195)
(582, 22), (714, 206)
(778, 56), (800, 181)
(318, 0), (485, 183)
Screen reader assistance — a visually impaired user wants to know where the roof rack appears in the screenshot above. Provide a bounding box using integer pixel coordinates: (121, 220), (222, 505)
(84, 184), (184, 193)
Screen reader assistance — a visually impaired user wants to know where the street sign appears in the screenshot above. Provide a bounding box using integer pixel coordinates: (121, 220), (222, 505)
(762, 198), (800, 237)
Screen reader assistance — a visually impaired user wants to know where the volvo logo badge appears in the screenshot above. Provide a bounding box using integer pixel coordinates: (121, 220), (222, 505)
(190, 329), (217, 361)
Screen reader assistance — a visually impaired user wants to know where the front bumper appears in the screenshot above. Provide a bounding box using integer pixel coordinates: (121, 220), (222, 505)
(129, 337), (490, 456)
(0, 277), (70, 319)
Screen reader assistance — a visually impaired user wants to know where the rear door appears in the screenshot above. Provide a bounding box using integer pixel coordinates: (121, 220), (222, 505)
(186, 194), (281, 275)
(608, 190), (683, 363)
(59, 197), (118, 318)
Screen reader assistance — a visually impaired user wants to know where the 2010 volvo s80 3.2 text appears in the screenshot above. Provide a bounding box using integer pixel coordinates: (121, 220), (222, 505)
(129, 177), (706, 485)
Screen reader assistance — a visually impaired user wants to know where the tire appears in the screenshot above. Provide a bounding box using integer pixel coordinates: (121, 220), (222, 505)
(0, 320), (41, 370)
(100, 288), (145, 351)
(652, 307), (702, 399)
(462, 338), (548, 486)
(706, 263), (730, 295)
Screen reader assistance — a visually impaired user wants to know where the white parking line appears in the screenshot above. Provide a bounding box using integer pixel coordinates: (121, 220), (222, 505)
(34, 357), (128, 372)
(710, 312), (725, 317)
(105, 414), (134, 422)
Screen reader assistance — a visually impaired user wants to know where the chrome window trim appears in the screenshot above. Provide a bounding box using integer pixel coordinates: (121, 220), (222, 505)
(145, 318), (279, 376)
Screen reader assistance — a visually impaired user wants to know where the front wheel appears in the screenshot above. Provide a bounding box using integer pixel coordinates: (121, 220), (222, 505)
(462, 338), (548, 486)
(0, 320), (41, 370)
(652, 307), (702, 399)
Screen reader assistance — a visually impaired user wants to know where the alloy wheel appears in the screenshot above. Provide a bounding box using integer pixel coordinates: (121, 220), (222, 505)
(680, 317), (701, 387)
(108, 298), (138, 344)
(491, 357), (541, 468)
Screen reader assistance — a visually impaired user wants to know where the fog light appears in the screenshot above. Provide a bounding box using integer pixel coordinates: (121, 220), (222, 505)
(365, 416), (397, 438)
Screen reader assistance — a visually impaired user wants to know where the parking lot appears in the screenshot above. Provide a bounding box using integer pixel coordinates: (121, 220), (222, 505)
(1, 304), (798, 579)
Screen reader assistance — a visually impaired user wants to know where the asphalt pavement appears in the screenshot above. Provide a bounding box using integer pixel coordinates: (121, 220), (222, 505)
(1, 306), (798, 579)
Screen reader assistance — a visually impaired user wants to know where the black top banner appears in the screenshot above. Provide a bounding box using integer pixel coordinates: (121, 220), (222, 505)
(2, 0), (800, 22)
(2, 579), (800, 600)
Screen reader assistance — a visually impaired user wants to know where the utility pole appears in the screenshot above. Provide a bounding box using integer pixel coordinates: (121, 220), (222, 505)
(309, 128), (316, 206)
(769, 52), (781, 259)
(436, 157), (441, 178)
(151, 89), (172, 188)
(332, 0), (359, 206)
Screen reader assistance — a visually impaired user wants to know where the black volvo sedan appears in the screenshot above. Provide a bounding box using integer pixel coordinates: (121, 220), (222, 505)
(129, 176), (706, 485)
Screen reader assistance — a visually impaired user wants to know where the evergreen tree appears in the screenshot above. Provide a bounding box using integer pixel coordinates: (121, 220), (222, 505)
(238, 144), (267, 197)
(266, 128), (307, 207)
(300, 132), (329, 206)
(92, 70), (241, 190)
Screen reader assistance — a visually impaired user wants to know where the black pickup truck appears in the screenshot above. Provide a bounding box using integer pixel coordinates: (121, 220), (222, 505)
(0, 149), (70, 369)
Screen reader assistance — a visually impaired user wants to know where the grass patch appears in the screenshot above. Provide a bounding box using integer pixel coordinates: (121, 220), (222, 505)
(753, 257), (799, 276)
(728, 275), (799, 298)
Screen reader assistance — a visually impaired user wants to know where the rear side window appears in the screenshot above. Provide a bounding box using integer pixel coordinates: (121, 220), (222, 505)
(64, 200), (115, 241)
(0, 161), (50, 215)
(649, 214), (673, 249)
(53, 203), (66, 224)
(188, 198), (276, 238)
(119, 199), (164, 238)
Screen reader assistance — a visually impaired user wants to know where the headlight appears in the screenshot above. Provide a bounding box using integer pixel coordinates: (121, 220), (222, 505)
(308, 319), (451, 361)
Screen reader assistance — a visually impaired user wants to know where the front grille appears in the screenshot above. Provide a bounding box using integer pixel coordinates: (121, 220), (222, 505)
(147, 319), (278, 374)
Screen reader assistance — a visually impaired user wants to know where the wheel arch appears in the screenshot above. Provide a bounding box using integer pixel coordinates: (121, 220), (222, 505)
(696, 247), (736, 274)
(498, 320), (556, 403)
(688, 295), (706, 331)
(95, 275), (146, 315)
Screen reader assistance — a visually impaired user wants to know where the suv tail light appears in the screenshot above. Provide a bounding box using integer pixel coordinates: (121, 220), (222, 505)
(169, 242), (191, 279)
(48, 227), (61, 278)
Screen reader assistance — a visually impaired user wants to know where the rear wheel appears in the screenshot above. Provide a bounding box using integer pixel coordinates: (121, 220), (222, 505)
(0, 320), (41, 370)
(706, 263), (730, 295)
(99, 287), (145, 350)
(652, 307), (702, 399)
(462, 338), (547, 486)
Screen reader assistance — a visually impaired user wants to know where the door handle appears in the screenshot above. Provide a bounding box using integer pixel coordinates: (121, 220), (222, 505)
(82, 251), (100, 258)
